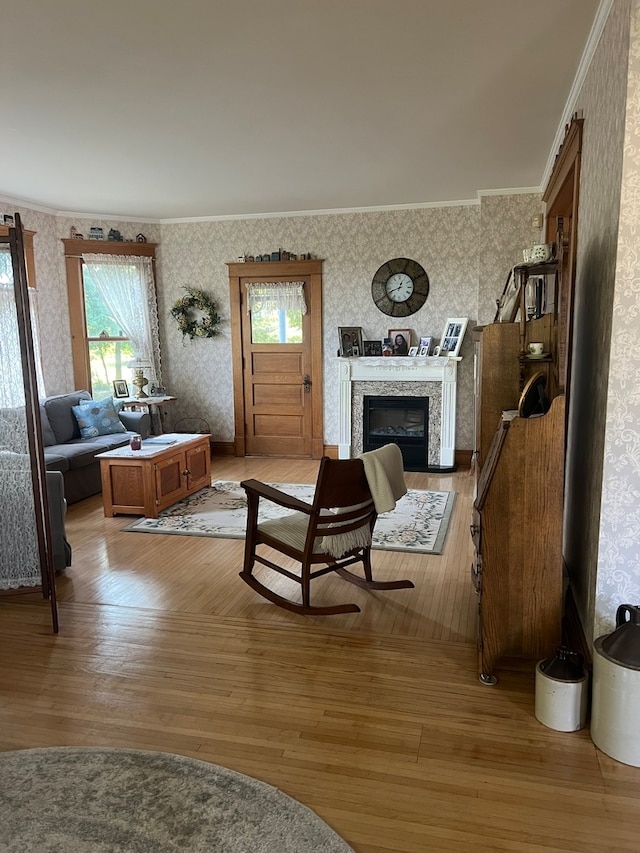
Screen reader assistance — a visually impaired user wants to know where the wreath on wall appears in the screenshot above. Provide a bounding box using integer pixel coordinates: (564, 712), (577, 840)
(170, 287), (222, 341)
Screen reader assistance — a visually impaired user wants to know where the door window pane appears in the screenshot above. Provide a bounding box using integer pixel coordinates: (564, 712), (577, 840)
(250, 307), (303, 344)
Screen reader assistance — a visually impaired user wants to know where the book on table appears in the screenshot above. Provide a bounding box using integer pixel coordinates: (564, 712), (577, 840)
(142, 437), (178, 446)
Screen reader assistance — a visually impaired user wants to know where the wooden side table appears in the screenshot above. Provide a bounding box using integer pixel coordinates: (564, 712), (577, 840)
(119, 396), (177, 435)
(97, 433), (211, 517)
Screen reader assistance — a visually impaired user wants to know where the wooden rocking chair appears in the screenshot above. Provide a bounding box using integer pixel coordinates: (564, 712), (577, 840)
(239, 456), (414, 615)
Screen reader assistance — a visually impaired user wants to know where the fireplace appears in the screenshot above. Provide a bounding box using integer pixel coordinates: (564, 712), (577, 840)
(363, 395), (428, 472)
(338, 355), (459, 470)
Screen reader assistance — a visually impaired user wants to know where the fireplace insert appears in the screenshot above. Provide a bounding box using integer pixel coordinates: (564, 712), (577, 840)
(363, 395), (428, 472)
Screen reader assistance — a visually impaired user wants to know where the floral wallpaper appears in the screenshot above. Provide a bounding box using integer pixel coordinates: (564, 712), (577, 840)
(0, 201), (160, 396)
(159, 202), (537, 452)
(1, 195), (541, 456)
(563, 0), (633, 643)
(478, 193), (543, 327)
(594, 0), (640, 639)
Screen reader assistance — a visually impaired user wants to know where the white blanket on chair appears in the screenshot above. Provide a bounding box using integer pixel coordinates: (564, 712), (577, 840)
(358, 443), (407, 514)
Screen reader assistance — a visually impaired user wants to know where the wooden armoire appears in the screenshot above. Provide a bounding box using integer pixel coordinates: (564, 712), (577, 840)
(471, 117), (582, 683)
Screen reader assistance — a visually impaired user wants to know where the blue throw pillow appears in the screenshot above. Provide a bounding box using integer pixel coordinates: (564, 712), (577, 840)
(71, 397), (127, 439)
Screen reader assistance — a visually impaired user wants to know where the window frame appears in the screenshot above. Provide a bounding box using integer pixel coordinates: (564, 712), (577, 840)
(62, 239), (157, 395)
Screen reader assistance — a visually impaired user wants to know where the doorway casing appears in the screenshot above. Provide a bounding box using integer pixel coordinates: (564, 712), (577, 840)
(228, 259), (324, 459)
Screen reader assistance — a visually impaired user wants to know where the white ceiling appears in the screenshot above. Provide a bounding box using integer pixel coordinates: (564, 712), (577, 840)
(1, 0), (601, 221)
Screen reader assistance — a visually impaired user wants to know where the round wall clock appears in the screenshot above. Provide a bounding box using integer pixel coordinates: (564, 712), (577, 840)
(371, 258), (430, 317)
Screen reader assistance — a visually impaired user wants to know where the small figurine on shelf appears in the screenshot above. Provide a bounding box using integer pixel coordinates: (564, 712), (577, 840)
(136, 233), (147, 243)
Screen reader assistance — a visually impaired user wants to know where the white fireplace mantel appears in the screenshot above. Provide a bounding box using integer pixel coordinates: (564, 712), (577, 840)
(338, 356), (460, 469)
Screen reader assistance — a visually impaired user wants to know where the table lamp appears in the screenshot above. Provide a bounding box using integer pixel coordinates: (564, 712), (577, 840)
(127, 359), (152, 399)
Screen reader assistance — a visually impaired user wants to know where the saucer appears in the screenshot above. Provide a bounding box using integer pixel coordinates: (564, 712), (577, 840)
(526, 352), (549, 360)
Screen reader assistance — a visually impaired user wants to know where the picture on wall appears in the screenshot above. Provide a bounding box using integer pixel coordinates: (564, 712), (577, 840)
(438, 317), (468, 357)
(388, 329), (411, 356)
(338, 326), (364, 357)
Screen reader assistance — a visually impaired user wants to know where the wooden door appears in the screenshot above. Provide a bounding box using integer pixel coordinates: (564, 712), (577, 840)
(228, 260), (324, 459)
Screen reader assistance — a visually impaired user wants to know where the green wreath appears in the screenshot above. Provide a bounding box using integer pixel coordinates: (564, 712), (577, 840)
(170, 287), (221, 341)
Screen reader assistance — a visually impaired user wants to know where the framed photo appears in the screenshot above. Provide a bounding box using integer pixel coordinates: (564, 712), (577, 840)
(419, 336), (432, 355)
(388, 328), (411, 356)
(3, 214), (15, 227)
(439, 317), (468, 357)
(408, 346), (419, 357)
(338, 326), (364, 358)
(419, 345), (429, 357)
(112, 379), (129, 398)
(363, 340), (383, 357)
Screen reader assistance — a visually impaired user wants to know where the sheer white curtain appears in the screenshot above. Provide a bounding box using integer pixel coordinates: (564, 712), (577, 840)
(82, 254), (162, 384)
(245, 281), (307, 314)
(0, 248), (46, 407)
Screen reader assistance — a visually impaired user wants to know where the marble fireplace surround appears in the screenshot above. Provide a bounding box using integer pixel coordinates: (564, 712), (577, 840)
(337, 356), (459, 469)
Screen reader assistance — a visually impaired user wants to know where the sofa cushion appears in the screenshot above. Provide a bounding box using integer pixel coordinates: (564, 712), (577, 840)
(83, 433), (131, 452)
(44, 391), (91, 443)
(43, 451), (70, 473)
(46, 440), (113, 470)
(39, 405), (58, 446)
(71, 397), (127, 439)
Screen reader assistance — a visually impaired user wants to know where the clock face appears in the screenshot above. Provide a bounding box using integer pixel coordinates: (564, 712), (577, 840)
(386, 273), (414, 302)
(371, 258), (429, 317)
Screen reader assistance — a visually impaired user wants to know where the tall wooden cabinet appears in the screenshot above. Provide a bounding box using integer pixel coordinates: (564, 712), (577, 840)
(472, 390), (564, 682)
(472, 302), (564, 682)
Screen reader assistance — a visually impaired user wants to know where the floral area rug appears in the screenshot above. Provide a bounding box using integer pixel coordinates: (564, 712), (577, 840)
(124, 480), (456, 555)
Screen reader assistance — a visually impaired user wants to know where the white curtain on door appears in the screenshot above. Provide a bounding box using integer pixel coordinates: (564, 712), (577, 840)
(245, 281), (307, 314)
(82, 254), (162, 384)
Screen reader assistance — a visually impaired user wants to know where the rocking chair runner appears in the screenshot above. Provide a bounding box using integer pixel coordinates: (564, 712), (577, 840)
(239, 455), (414, 615)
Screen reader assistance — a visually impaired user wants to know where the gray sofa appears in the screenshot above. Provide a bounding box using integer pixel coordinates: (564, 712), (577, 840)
(39, 391), (150, 504)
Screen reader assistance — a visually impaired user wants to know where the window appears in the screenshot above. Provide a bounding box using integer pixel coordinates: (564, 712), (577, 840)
(64, 240), (160, 396)
(245, 281), (306, 344)
(82, 267), (135, 399)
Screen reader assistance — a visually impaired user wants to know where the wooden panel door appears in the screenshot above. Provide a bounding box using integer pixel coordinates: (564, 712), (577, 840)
(228, 259), (324, 459)
(241, 314), (311, 456)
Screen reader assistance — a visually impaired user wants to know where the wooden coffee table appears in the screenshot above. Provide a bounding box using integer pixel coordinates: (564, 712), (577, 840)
(97, 433), (211, 517)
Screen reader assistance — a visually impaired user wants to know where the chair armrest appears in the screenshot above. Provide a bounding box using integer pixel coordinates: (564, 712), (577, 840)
(119, 410), (151, 438)
(240, 479), (313, 514)
(46, 470), (72, 570)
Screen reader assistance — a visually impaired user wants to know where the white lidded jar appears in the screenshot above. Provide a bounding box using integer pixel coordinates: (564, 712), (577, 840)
(591, 604), (640, 767)
(535, 646), (589, 732)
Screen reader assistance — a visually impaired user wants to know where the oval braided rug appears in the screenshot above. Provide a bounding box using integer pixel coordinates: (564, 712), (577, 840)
(0, 747), (355, 852)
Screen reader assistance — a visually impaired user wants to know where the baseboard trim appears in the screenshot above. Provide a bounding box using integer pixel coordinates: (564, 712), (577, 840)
(323, 446), (472, 468)
(211, 441), (236, 456)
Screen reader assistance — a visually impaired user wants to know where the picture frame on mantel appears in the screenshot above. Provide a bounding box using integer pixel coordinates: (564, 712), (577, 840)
(338, 326), (364, 357)
(439, 317), (468, 357)
(363, 340), (383, 357)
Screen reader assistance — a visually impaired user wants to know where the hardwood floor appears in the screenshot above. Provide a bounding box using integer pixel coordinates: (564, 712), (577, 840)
(2, 457), (640, 852)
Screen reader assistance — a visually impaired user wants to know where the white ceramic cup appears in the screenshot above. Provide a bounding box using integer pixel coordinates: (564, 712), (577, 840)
(528, 342), (544, 356)
(530, 243), (555, 263)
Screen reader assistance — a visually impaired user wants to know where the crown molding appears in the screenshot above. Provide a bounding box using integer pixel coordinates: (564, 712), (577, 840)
(541, 0), (614, 190)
